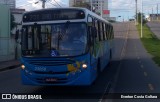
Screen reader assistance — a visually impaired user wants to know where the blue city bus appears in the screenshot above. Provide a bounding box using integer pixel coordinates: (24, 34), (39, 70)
(20, 8), (114, 86)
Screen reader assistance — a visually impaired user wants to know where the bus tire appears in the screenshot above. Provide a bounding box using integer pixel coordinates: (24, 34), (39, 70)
(110, 49), (112, 60)
(108, 49), (112, 66)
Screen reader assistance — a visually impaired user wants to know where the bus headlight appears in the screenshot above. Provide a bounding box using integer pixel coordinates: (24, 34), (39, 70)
(21, 65), (25, 69)
(82, 64), (87, 69)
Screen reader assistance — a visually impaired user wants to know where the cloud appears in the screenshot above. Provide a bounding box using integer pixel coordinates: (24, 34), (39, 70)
(109, 0), (160, 17)
(17, 0), (68, 11)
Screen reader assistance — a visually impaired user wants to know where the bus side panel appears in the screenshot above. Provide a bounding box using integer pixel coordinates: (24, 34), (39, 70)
(90, 57), (98, 83)
(101, 41), (110, 71)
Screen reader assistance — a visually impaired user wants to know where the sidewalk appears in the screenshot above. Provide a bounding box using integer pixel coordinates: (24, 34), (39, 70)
(147, 21), (160, 39)
(0, 60), (21, 72)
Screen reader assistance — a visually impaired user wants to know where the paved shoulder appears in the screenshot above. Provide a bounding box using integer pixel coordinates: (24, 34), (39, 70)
(147, 21), (160, 39)
(0, 60), (20, 72)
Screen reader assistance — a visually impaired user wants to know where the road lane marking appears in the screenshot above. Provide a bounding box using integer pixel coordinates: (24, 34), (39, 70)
(148, 84), (154, 91)
(99, 23), (130, 102)
(144, 72), (148, 77)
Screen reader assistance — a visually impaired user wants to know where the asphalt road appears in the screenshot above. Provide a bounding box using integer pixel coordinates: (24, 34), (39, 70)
(0, 22), (160, 102)
(103, 22), (160, 102)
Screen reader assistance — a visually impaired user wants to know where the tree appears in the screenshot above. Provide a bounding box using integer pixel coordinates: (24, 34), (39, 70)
(11, 14), (16, 31)
(136, 12), (147, 25)
(73, 2), (91, 10)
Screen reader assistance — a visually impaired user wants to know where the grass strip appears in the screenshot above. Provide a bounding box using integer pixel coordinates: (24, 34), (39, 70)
(137, 24), (160, 66)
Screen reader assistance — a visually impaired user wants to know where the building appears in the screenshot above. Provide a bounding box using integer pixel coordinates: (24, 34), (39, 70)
(69, 0), (109, 20)
(92, 0), (109, 19)
(10, 9), (25, 35)
(108, 17), (116, 21)
(10, 9), (26, 59)
(0, 5), (13, 61)
(0, 0), (16, 9)
(69, 0), (90, 6)
(0, 4), (25, 62)
(146, 14), (160, 21)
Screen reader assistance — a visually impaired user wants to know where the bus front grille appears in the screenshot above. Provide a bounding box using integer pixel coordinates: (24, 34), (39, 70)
(34, 71), (69, 74)
(27, 59), (75, 66)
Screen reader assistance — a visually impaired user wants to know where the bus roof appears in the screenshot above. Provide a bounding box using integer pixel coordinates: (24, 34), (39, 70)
(23, 7), (110, 24)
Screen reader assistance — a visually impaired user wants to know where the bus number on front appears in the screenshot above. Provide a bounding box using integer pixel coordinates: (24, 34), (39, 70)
(35, 67), (46, 71)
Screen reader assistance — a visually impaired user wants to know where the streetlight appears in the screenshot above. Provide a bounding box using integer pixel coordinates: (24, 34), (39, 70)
(135, 0), (138, 25)
(35, 0), (47, 9)
(117, 16), (121, 22)
(90, 0), (92, 11)
(141, 0), (143, 38)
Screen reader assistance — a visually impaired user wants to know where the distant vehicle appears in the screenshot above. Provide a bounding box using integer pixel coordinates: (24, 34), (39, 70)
(20, 7), (114, 86)
(129, 19), (135, 21)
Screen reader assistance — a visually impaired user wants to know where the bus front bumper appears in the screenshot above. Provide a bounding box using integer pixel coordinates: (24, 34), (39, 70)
(21, 69), (92, 86)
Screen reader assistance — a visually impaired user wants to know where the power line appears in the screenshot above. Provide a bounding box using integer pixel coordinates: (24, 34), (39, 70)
(16, 3), (32, 8)
(53, 0), (61, 7)
(48, 0), (58, 7)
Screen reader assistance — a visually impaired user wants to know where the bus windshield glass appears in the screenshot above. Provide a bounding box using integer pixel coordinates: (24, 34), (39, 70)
(22, 23), (87, 57)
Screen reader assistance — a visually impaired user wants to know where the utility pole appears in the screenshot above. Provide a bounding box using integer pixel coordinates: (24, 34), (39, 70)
(41, 0), (47, 8)
(141, 0), (143, 38)
(135, 0), (138, 25)
(157, 4), (159, 20)
(152, 7), (153, 21)
(101, 0), (103, 17)
(90, 0), (92, 11)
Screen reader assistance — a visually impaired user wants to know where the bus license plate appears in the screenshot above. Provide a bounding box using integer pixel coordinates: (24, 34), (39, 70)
(46, 78), (57, 82)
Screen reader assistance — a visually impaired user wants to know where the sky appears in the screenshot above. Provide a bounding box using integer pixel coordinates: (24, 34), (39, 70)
(16, 0), (160, 21)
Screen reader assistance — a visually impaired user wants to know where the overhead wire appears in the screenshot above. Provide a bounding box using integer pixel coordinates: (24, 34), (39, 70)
(53, 0), (61, 7)
(48, 0), (58, 7)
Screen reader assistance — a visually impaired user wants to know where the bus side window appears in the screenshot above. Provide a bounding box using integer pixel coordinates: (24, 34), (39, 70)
(105, 24), (108, 40)
(100, 22), (103, 41)
(95, 19), (99, 42)
(103, 23), (106, 40)
(111, 26), (114, 39)
(106, 24), (109, 40)
(102, 22), (104, 40)
(87, 16), (93, 45)
(108, 25), (110, 40)
(109, 25), (111, 40)
(98, 21), (101, 41)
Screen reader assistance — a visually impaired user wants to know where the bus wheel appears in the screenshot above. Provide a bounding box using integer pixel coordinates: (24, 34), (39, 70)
(110, 49), (112, 60)
(108, 50), (112, 66)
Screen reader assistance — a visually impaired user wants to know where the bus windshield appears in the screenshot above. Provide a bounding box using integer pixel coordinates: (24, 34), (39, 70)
(22, 23), (87, 57)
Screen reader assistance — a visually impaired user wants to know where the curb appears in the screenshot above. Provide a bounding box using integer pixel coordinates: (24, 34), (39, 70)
(0, 64), (21, 72)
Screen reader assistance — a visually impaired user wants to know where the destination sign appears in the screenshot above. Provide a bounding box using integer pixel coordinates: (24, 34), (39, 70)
(23, 9), (85, 22)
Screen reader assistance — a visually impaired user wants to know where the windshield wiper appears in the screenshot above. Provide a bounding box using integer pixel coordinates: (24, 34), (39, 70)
(64, 20), (70, 32)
